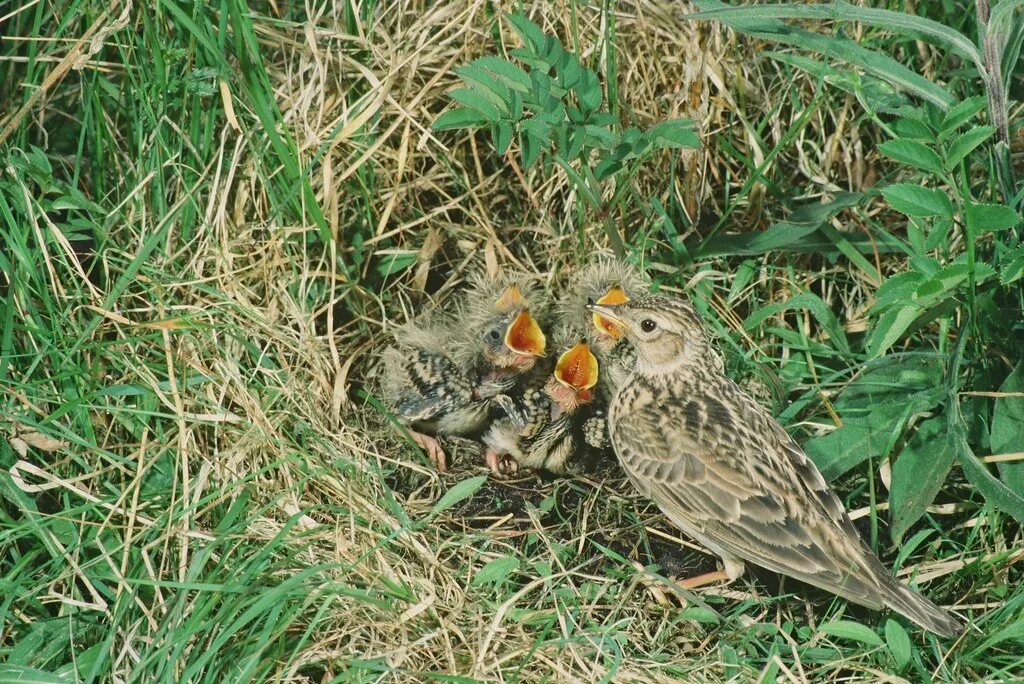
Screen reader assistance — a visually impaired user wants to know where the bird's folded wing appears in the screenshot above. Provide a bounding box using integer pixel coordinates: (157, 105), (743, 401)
(613, 395), (887, 607)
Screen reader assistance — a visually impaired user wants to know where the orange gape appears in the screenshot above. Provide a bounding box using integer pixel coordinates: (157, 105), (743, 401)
(505, 310), (546, 356)
(593, 287), (628, 339)
(555, 342), (598, 401)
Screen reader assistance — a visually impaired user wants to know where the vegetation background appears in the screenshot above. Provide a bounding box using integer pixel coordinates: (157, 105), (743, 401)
(2, 0), (1023, 681)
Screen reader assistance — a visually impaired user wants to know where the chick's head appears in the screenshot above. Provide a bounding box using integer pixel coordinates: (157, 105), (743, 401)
(559, 259), (648, 355)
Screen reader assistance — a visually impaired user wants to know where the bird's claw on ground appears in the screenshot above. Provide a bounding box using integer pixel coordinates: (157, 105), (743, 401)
(411, 431), (447, 472)
(485, 448), (519, 479)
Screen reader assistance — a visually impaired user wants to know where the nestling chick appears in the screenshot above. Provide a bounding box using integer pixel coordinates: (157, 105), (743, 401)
(482, 334), (608, 478)
(380, 276), (546, 471)
(588, 294), (963, 637)
(559, 259), (648, 393)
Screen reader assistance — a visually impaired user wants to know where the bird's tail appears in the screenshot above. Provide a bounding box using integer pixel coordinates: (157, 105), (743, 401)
(886, 582), (963, 638)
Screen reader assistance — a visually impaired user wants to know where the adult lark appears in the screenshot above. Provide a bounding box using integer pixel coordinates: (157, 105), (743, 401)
(588, 294), (962, 637)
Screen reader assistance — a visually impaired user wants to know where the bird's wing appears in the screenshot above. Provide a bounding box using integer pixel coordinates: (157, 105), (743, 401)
(612, 378), (890, 608)
(393, 351), (474, 422)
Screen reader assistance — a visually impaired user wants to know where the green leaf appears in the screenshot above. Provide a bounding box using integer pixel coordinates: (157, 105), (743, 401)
(582, 124), (617, 149)
(471, 56), (531, 92)
(646, 118), (701, 149)
(1000, 244), (1024, 285)
(817, 620), (884, 647)
(881, 183), (953, 218)
(430, 476), (488, 516)
(472, 557), (520, 586)
(575, 69), (603, 113)
(432, 107), (489, 131)
(492, 121), (513, 155)
(742, 292), (849, 353)
(885, 619), (913, 671)
(448, 87), (502, 122)
(950, 399), (1024, 526)
(765, 51), (915, 115)
(944, 125), (995, 170)
(965, 202), (1021, 234)
(456, 64), (512, 109)
(507, 13), (547, 53)
(939, 95), (987, 139)
(866, 304), (923, 357)
(375, 252), (418, 278)
(889, 416), (956, 543)
(688, 0), (958, 110)
(991, 363), (1024, 493)
(871, 271), (927, 313)
(878, 139), (944, 175)
(890, 117), (935, 141)
(0, 665), (68, 684)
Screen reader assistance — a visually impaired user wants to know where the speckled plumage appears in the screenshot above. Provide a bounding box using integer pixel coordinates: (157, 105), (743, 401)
(379, 273), (546, 470)
(483, 330), (607, 476)
(591, 294), (962, 637)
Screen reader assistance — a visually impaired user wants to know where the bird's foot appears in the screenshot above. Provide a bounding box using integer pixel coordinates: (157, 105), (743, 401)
(674, 558), (745, 590)
(484, 448), (519, 479)
(410, 430), (447, 472)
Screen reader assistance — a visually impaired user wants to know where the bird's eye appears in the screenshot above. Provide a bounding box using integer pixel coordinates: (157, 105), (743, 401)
(640, 319), (657, 333)
(487, 329), (501, 342)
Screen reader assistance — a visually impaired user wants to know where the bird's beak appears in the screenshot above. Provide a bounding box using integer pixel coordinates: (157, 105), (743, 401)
(555, 341), (599, 401)
(586, 302), (628, 335)
(591, 287), (629, 340)
(504, 309), (546, 357)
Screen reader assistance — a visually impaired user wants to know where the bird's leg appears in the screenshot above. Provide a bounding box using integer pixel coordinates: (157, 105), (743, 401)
(675, 558), (745, 590)
(484, 447), (519, 479)
(410, 430), (447, 472)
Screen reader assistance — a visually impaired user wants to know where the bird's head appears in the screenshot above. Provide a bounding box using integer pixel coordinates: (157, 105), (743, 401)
(546, 340), (599, 412)
(482, 284), (546, 371)
(586, 295), (708, 375)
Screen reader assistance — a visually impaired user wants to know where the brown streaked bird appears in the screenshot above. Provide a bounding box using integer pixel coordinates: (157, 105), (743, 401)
(483, 336), (608, 477)
(588, 294), (963, 637)
(558, 259), (649, 394)
(380, 277), (546, 471)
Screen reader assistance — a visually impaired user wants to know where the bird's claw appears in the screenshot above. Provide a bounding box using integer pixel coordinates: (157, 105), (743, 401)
(485, 448), (519, 479)
(411, 431), (447, 472)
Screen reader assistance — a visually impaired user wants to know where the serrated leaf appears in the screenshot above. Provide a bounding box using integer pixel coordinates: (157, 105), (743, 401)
(594, 156), (621, 181)
(939, 95), (986, 139)
(433, 107), (490, 131)
(891, 117), (936, 141)
(884, 619), (913, 671)
(507, 13), (547, 53)
(965, 202), (1021, 233)
(472, 557), (520, 586)
(575, 69), (602, 113)
(881, 183), (953, 218)
(878, 139), (944, 175)
(492, 120), (513, 154)
(1000, 244), (1024, 285)
(520, 128), (548, 168)
(581, 124), (616, 150)
(944, 125), (995, 170)
(456, 64), (512, 108)
(646, 118), (701, 149)
(992, 363), (1024, 493)
(817, 620), (884, 647)
(867, 304), (923, 357)
(449, 87), (502, 122)
(889, 417), (956, 543)
(471, 56), (531, 92)
(430, 475), (487, 516)
(871, 271), (927, 313)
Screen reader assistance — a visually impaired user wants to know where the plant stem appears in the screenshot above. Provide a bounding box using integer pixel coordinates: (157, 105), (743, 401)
(976, 0), (1018, 208)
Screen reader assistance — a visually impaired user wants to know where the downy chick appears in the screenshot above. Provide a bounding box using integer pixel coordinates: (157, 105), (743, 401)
(380, 276), (546, 471)
(482, 331), (608, 478)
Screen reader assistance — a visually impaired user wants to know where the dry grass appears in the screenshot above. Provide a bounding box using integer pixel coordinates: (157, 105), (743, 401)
(3, 0), (1020, 681)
